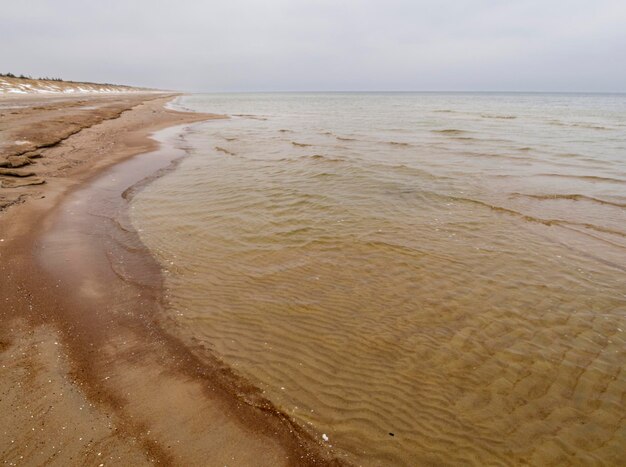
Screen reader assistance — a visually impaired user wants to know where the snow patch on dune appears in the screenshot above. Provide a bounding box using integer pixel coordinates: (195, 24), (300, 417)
(0, 77), (145, 95)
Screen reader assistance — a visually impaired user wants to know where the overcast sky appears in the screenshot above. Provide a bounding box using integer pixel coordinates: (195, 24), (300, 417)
(2, 0), (625, 92)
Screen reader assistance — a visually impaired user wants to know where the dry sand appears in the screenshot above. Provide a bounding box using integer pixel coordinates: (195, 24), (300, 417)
(0, 94), (345, 466)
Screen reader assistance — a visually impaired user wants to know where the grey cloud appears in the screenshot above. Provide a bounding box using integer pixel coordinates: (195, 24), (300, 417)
(1, 0), (625, 91)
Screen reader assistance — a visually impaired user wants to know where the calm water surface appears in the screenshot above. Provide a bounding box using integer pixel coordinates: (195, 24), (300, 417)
(131, 93), (626, 465)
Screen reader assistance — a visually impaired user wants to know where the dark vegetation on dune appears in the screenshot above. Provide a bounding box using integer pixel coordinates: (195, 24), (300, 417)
(0, 72), (132, 88)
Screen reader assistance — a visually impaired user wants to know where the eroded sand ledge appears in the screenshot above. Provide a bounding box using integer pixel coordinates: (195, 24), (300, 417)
(0, 94), (345, 465)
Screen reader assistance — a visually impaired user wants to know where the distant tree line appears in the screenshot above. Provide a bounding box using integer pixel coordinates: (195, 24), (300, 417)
(1, 72), (64, 81)
(0, 72), (133, 88)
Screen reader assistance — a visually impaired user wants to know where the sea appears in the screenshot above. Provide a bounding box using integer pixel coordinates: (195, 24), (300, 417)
(129, 92), (626, 465)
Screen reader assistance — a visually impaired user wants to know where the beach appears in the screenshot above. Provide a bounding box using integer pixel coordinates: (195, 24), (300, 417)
(3, 0), (624, 464)
(1, 91), (625, 466)
(0, 93), (344, 466)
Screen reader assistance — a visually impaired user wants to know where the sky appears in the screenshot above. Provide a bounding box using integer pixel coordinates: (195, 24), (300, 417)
(2, 0), (625, 92)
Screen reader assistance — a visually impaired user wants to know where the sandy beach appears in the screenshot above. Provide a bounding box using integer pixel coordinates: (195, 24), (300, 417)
(0, 93), (345, 466)
(3, 1), (624, 464)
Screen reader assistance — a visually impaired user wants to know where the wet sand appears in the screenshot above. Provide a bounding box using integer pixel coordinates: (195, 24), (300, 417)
(0, 94), (344, 465)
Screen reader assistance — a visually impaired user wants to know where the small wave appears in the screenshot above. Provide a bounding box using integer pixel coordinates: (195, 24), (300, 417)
(336, 136), (357, 142)
(291, 141), (312, 147)
(278, 129), (292, 133)
(215, 146), (235, 156)
(547, 120), (611, 131)
(303, 154), (345, 163)
(371, 163), (447, 181)
(233, 114), (268, 121)
(511, 193), (626, 208)
(481, 114), (517, 120)
(223, 137), (237, 142)
(432, 129), (467, 135)
(273, 226), (318, 237)
(573, 123), (611, 130)
(555, 153), (611, 165)
(361, 240), (424, 257)
(276, 154), (345, 164)
(387, 141), (411, 147)
(576, 123), (610, 130)
(537, 173), (626, 185)
(464, 152), (526, 162)
(433, 109), (457, 114)
(450, 195), (626, 238)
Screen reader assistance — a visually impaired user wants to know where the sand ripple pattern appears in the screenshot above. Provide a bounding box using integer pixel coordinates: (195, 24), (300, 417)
(132, 93), (626, 466)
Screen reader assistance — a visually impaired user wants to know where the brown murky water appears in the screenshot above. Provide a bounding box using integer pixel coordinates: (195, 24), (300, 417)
(131, 93), (626, 465)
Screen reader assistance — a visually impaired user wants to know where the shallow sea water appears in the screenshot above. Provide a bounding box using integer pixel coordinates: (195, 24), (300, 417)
(131, 93), (626, 465)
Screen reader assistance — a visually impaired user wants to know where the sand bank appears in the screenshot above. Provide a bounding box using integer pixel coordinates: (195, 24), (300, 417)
(0, 94), (344, 465)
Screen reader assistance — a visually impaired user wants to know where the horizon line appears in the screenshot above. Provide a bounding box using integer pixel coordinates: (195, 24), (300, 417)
(179, 89), (626, 95)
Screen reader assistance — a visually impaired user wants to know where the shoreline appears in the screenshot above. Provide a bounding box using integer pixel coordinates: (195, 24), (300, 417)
(0, 95), (344, 465)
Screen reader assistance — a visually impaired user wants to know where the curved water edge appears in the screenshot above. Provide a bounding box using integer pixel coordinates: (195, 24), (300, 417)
(36, 121), (347, 466)
(132, 93), (626, 466)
